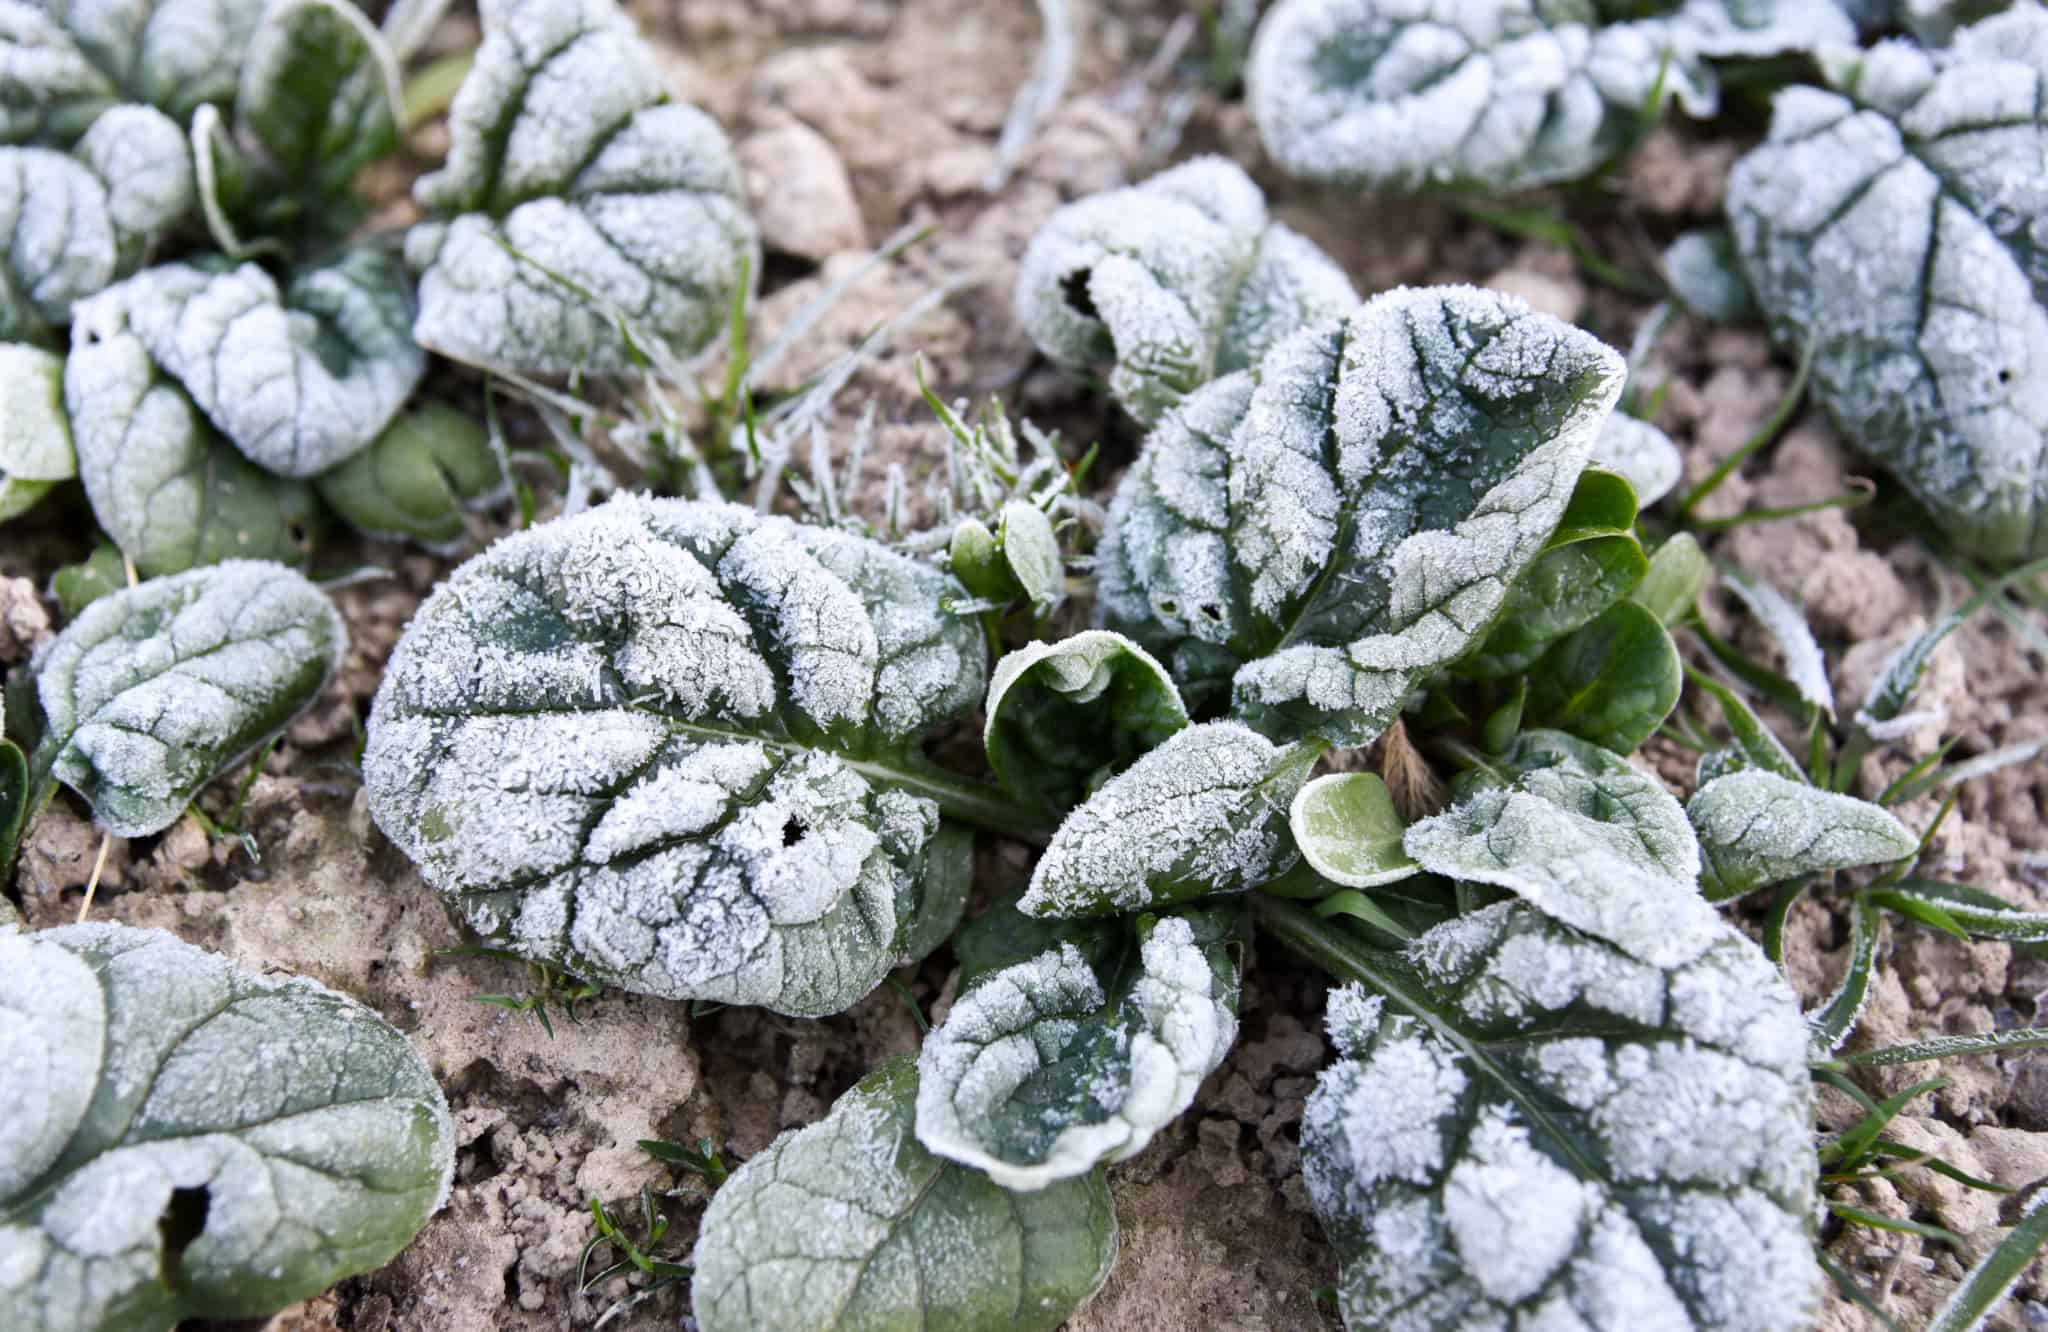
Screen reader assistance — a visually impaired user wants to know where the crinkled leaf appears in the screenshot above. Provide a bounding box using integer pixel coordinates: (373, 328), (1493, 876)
(984, 629), (1188, 815)
(74, 103), (191, 265)
(1302, 902), (1820, 1332)
(363, 495), (988, 1017)
(1019, 720), (1318, 918)
(1248, 0), (1852, 193)
(1404, 729), (1723, 968)
(0, 342), (73, 522)
(0, 922), (453, 1332)
(70, 248), (423, 477)
(1591, 414), (1682, 507)
(49, 544), (124, 623)
(1291, 771), (1418, 889)
(691, 1057), (1115, 1332)
(1727, 10), (2048, 564)
(1523, 598), (1682, 753)
(235, 0), (399, 202)
(0, 1), (116, 144)
(1688, 769), (1919, 900)
(1723, 567), (1834, 717)
(1664, 227), (1756, 322)
(4, 0), (266, 133)
(27, 560), (343, 837)
(915, 905), (1244, 1190)
(406, 0), (756, 375)
(1630, 531), (1710, 627)
(316, 401), (505, 549)
(1015, 155), (1356, 425)
(0, 147), (118, 338)
(1097, 285), (1626, 746)
(66, 329), (323, 575)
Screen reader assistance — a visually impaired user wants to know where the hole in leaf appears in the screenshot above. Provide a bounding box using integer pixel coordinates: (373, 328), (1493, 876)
(157, 1185), (211, 1289)
(1198, 602), (1224, 624)
(1060, 269), (1099, 320)
(1997, 367), (2013, 385)
(780, 816), (806, 848)
(1156, 598), (1179, 617)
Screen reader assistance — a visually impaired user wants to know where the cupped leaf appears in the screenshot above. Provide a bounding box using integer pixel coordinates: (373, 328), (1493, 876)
(363, 495), (988, 1017)
(948, 500), (1064, 612)
(234, 0), (400, 204)
(1688, 769), (1919, 900)
(915, 904), (1244, 1190)
(0, 342), (74, 522)
(70, 247), (423, 477)
(1291, 771), (1418, 889)
(73, 103), (192, 266)
(984, 629), (1188, 815)
(1592, 414), (1682, 507)
(406, 0), (756, 375)
(1727, 9), (2048, 564)
(1015, 155), (1357, 425)
(1404, 729), (1723, 968)
(0, 147), (119, 338)
(1523, 597), (1682, 753)
(691, 1056), (1116, 1332)
(0, 922), (454, 1332)
(316, 401), (505, 549)
(1096, 285), (1626, 746)
(1019, 720), (1319, 918)
(28, 560), (344, 837)
(1664, 227), (1757, 323)
(66, 328), (323, 575)
(1247, 0), (1851, 194)
(1302, 903), (1820, 1332)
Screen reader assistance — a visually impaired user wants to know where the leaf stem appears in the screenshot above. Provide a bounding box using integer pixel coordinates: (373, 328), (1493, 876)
(865, 758), (1059, 847)
(1676, 336), (1814, 519)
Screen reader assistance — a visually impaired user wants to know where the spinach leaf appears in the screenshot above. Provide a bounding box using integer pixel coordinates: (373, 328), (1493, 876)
(692, 1057), (1115, 1332)
(949, 500), (1064, 613)
(1591, 414), (1682, 508)
(1, 0), (267, 135)
(0, 923), (453, 1332)
(0, 342), (74, 522)
(1688, 770), (1918, 900)
(234, 0), (400, 207)
(984, 629), (1188, 815)
(1291, 771), (1418, 889)
(1523, 598), (1682, 753)
(317, 402), (506, 549)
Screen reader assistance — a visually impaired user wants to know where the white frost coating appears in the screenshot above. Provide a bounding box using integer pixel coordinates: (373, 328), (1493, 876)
(1015, 156), (1357, 425)
(34, 0), (268, 126)
(914, 915), (1240, 1191)
(1727, 6), (2048, 563)
(363, 494), (985, 1017)
(0, 924), (453, 1332)
(1302, 903), (1819, 1332)
(0, 146), (116, 337)
(1722, 569), (1833, 717)
(1591, 414), (1682, 508)
(692, 1058), (1116, 1332)
(68, 248), (423, 477)
(29, 560), (345, 837)
(235, 0), (401, 195)
(1404, 730), (1722, 969)
(1021, 721), (1313, 917)
(71, 104), (190, 265)
(0, 342), (73, 520)
(406, 0), (756, 375)
(1687, 769), (1919, 900)
(1247, 0), (1850, 193)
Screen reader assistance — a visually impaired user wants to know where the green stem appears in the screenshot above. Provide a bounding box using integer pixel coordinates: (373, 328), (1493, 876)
(863, 757), (1058, 846)
(1676, 336), (1814, 520)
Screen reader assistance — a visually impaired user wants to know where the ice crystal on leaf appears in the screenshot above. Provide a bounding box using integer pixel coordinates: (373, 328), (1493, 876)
(1688, 769), (1919, 900)
(363, 495), (985, 1017)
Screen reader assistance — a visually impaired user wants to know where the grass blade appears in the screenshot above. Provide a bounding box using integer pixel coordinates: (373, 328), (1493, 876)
(1925, 1190), (2048, 1332)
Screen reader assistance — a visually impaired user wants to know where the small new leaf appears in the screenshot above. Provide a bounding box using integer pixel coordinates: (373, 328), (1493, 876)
(984, 629), (1188, 815)
(1688, 769), (1920, 900)
(1291, 771), (1417, 889)
(1523, 598), (1682, 753)
(317, 402), (505, 549)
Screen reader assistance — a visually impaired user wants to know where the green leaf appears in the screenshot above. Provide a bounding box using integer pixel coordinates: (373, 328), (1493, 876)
(691, 1057), (1116, 1332)
(1300, 903), (1820, 1332)
(316, 401), (505, 549)
(0, 923), (453, 1332)
(999, 500), (1063, 611)
(48, 545), (125, 623)
(66, 328), (323, 576)
(1290, 772), (1417, 889)
(1872, 879), (2048, 949)
(363, 496), (992, 1017)
(1631, 531), (1710, 627)
(1523, 598), (1682, 753)
(1927, 1191), (2048, 1332)
(1810, 891), (1878, 1050)
(1016, 155), (1356, 425)
(1098, 285), (1626, 746)
(1460, 534), (1647, 679)
(1546, 467), (1638, 548)
(914, 905), (1244, 1189)
(894, 821), (972, 971)
(1688, 770), (1920, 901)
(0, 736), (26, 878)
(234, 0), (400, 203)
(1590, 416), (1682, 507)
(1404, 729), (1724, 968)
(8, 0), (266, 133)
(946, 516), (1007, 601)
(985, 629), (1188, 814)
(1727, 11), (2048, 564)
(0, 342), (74, 522)
(28, 560), (344, 837)
(1020, 721), (1319, 918)
(1688, 670), (1805, 784)
(406, 0), (757, 375)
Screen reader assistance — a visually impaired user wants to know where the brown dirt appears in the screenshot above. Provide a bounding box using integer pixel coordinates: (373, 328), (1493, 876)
(7, 1), (2047, 1329)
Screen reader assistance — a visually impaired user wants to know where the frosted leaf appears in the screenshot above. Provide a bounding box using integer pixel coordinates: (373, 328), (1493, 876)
(1015, 156), (1357, 425)
(405, 0), (756, 375)
(3, 0), (266, 133)
(692, 1057), (1115, 1332)
(235, 0), (399, 202)
(27, 560), (344, 836)
(1688, 769), (1919, 901)
(1723, 568), (1833, 717)
(915, 906), (1242, 1190)
(69, 248), (423, 477)
(1727, 7), (2048, 563)
(1097, 285), (1625, 745)
(0, 147), (116, 338)
(362, 495), (986, 1017)
(1247, 0), (1851, 194)
(1664, 228), (1757, 322)
(0, 0), (115, 145)
(1404, 730), (1723, 969)
(0, 923), (453, 1332)
(984, 629), (1188, 815)
(1592, 414), (1683, 507)
(0, 342), (74, 523)
(65, 326), (322, 575)
(1303, 902), (1819, 1332)
(1020, 721), (1318, 918)
(316, 402), (507, 550)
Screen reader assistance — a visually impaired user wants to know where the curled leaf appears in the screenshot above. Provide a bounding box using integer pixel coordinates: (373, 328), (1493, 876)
(0, 342), (74, 522)
(1688, 769), (1919, 900)
(316, 401), (505, 549)
(984, 629), (1188, 814)
(1290, 772), (1416, 889)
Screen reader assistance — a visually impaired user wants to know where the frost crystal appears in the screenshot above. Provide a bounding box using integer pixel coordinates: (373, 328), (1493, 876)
(692, 1057), (1116, 1332)
(1096, 284), (1625, 745)
(363, 495), (985, 1017)
(1688, 769), (1919, 901)
(0, 923), (453, 1332)
(406, 0), (757, 375)
(1301, 903), (1819, 1332)
(1592, 414), (1683, 508)
(1015, 155), (1357, 425)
